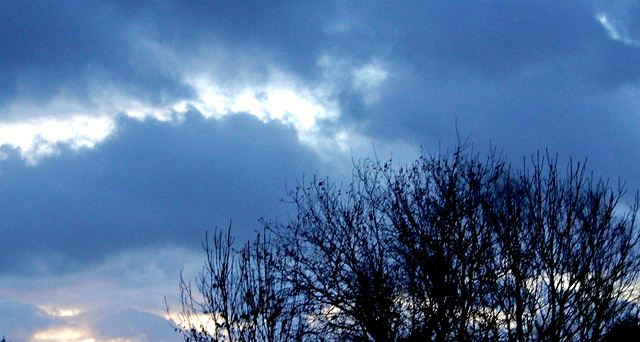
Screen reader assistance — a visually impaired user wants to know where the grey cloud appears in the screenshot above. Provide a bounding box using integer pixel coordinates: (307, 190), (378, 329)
(1, 0), (639, 275)
(352, 61), (640, 190)
(5, 1), (640, 340)
(325, 1), (640, 193)
(3, 0), (637, 118)
(0, 302), (176, 342)
(308, 1), (598, 74)
(0, 301), (62, 341)
(0, 1), (342, 122)
(0, 1), (193, 114)
(0, 112), (320, 275)
(140, 1), (330, 76)
(86, 307), (176, 342)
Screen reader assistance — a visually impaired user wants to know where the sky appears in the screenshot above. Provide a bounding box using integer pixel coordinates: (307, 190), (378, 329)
(1, 1), (640, 341)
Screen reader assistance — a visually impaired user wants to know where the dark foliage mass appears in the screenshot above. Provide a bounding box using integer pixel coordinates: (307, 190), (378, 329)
(171, 145), (640, 342)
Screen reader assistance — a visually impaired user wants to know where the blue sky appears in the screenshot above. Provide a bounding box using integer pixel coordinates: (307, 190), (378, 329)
(1, 1), (640, 341)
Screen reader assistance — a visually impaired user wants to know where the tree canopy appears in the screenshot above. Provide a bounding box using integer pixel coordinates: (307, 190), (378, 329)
(171, 146), (640, 342)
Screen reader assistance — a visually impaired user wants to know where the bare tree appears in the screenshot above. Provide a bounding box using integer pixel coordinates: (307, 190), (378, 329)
(169, 225), (306, 342)
(173, 146), (640, 342)
(272, 164), (404, 342)
(486, 163), (538, 342)
(502, 153), (640, 341)
(383, 147), (506, 341)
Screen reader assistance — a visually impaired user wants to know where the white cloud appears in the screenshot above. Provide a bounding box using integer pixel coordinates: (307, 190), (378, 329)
(0, 58), (346, 163)
(0, 94), (114, 144)
(179, 62), (380, 161)
(351, 61), (389, 105)
(596, 12), (640, 46)
(183, 66), (341, 130)
(40, 307), (83, 318)
(0, 115), (113, 164)
(0, 31), (395, 167)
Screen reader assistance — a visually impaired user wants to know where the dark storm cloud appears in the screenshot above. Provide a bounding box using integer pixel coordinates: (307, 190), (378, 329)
(0, 1), (371, 113)
(332, 0), (640, 118)
(331, 1), (596, 73)
(0, 1), (193, 112)
(2, 1), (640, 339)
(322, 0), (640, 190)
(0, 112), (319, 275)
(3, 0), (637, 114)
(117, 1), (332, 77)
(2, 1), (639, 273)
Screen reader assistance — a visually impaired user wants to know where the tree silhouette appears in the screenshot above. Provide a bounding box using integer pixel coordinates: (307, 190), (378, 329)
(169, 226), (308, 342)
(600, 315), (640, 342)
(172, 145), (640, 342)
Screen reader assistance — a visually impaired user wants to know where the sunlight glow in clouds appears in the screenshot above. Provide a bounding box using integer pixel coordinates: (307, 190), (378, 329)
(183, 67), (341, 132)
(192, 59), (390, 157)
(32, 326), (95, 342)
(40, 307), (83, 318)
(0, 95), (115, 159)
(0, 49), (391, 164)
(3, 2), (640, 341)
(171, 67), (352, 159)
(0, 115), (113, 164)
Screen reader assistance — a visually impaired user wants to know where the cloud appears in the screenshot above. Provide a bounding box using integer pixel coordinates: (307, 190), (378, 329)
(89, 307), (176, 342)
(595, 1), (640, 46)
(0, 0), (638, 275)
(0, 1), (193, 112)
(0, 301), (63, 341)
(0, 112), (322, 275)
(0, 302), (177, 342)
(0, 244), (202, 312)
(313, 1), (640, 191)
(0, 244), (210, 341)
(2, 1), (640, 340)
